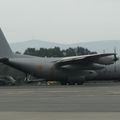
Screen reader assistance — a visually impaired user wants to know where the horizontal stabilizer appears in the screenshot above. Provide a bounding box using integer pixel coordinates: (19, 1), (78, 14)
(0, 57), (9, 63)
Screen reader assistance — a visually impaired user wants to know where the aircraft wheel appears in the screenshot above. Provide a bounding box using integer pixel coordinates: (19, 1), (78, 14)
(78, 81), (84, 85)
(66, 82), (70, 85)
(69, 82), (75, 85)
(74, 82), (78, 85)
(60, 81), (66, 85)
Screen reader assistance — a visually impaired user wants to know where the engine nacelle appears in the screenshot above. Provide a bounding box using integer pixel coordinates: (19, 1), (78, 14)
(82, 70), (98, 79)
(96, 56), (115, 65)
(68, 70), (97, 82)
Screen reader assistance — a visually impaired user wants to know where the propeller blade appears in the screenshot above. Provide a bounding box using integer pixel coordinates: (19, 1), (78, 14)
(114, 47), (119, 61)
(113, 47), (119, 72)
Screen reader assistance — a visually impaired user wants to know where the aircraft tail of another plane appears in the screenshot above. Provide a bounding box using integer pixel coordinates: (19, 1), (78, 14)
(0, 28), (13, 58)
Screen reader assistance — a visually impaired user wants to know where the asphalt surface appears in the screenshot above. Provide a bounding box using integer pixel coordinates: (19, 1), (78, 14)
(0, 83), (120, 112)
(0, 112), (120, 120)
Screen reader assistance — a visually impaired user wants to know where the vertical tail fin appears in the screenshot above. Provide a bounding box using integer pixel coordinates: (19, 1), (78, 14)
(0, 28), (13, 58)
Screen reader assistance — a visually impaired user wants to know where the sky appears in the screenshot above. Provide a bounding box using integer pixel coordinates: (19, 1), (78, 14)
(0, 0), (120, 44)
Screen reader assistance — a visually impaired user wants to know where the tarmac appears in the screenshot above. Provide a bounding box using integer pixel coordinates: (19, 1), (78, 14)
(0, 83), (120, 112)
(0, 112), (120, 120)
(0, 83), (120, 119)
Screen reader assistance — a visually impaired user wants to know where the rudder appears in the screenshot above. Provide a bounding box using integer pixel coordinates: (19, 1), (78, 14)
(0, 28), (13, 58)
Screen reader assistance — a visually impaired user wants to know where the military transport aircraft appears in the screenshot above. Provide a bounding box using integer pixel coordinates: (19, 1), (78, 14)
(0, 28), (119, 85)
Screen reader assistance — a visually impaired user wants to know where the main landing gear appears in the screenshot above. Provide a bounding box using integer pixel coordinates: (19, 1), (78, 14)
(60, 80), (84, 85)
(24, 73), (33, 82)
(60, 76), (85, 85)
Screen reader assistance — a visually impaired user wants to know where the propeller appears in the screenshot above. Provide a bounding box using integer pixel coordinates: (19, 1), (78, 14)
(113, 47), (119, 72)
(114, 48), (119, 62)
(102, 48), (119, 72)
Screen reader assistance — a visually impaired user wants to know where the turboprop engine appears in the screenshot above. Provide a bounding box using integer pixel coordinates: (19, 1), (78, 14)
(96, 56), (118, 65)
(67, 70), (97, 85)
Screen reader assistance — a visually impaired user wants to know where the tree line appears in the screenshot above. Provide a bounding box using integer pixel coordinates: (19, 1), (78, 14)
(24, 47), (97, 57)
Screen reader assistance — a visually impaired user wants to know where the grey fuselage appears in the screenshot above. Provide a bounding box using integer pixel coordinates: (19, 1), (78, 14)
(4, 54), (120, 82)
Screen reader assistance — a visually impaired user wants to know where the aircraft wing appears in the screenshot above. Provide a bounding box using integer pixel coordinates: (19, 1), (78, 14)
(55, 53), (116, 67)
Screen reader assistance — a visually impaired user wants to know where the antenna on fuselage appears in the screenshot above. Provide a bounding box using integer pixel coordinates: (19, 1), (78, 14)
(103, 49), (106, 54)
(75, 47), (78, 56)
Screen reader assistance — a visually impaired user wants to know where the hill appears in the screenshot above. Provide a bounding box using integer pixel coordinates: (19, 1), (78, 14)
(10, 40), (120, 54)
